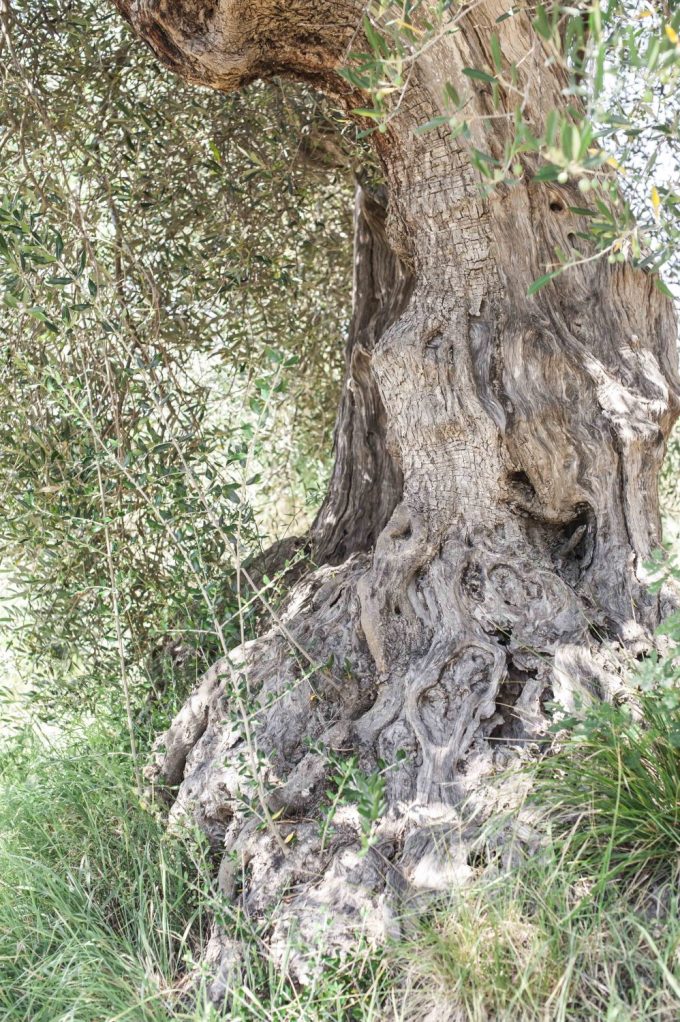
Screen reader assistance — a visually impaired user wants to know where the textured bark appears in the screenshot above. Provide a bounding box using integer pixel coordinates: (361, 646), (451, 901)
(245, 182), (410, 586)
(113, 0), (680, 995)
(310, 183), (412, 564)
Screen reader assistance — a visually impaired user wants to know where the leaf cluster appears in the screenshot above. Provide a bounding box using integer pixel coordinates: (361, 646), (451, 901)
(0, 1), (357, 718)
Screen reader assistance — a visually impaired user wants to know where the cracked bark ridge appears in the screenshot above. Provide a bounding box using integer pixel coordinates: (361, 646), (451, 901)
(116, 0), (680, 993)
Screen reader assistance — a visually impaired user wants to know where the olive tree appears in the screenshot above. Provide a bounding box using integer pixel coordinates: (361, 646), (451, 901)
(109, 0), (679, 992)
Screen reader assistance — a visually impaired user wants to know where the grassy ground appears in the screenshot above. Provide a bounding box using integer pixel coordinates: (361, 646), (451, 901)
(0, 721), (393, 1021)
(1, 687), (678, 1022)
(1, 437), (678, 1021)
(392, 691), (680, 1022)
(0, 726), (213, 1022)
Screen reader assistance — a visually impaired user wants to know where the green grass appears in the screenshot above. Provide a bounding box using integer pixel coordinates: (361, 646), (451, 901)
(0, 723), (388, 1021)
(392, 854), (680, 1022)
(1, 687), (679, 1021)
(535, 689), (680, 888)
(390, 686), (680, 1022)
(0, 725), (217, 1022)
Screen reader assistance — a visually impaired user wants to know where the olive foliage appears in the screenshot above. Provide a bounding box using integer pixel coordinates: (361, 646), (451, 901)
(0, 1), (356, 717)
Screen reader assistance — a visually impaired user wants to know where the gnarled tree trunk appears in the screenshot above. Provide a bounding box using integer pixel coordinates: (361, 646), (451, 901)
(113, 0), (679, 995)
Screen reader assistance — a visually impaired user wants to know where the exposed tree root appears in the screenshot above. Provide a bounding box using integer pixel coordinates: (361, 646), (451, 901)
(147, 530), (646, 995)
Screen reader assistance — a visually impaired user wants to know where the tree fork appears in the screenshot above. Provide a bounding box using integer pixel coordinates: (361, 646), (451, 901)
(113, 0), (679, 991)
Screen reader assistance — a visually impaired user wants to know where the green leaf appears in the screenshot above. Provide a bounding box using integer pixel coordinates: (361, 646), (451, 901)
(532, 4), (553, 41)
(654, 276), (674, 299)
(415, 116), (451, 134)
(462, 67), (497, 84)
(352, 107), (384, 121)
(444, 82), (461, 108)
(471, 148), (499, 166)
(527, 270), (559, 295)
(490, 32), (503, 73)
(567, 207), (596, 218)
(594, 45), (605, 97)
(545, 109), (559, 145)
(534, 163), (561, 181)
(363, 15), (389, 59)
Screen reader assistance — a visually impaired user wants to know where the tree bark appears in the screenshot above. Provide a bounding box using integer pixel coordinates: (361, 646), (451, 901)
(244, 181), (410, 591)
(310, 182), (412, 565)
(113, 0), (680, 993)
